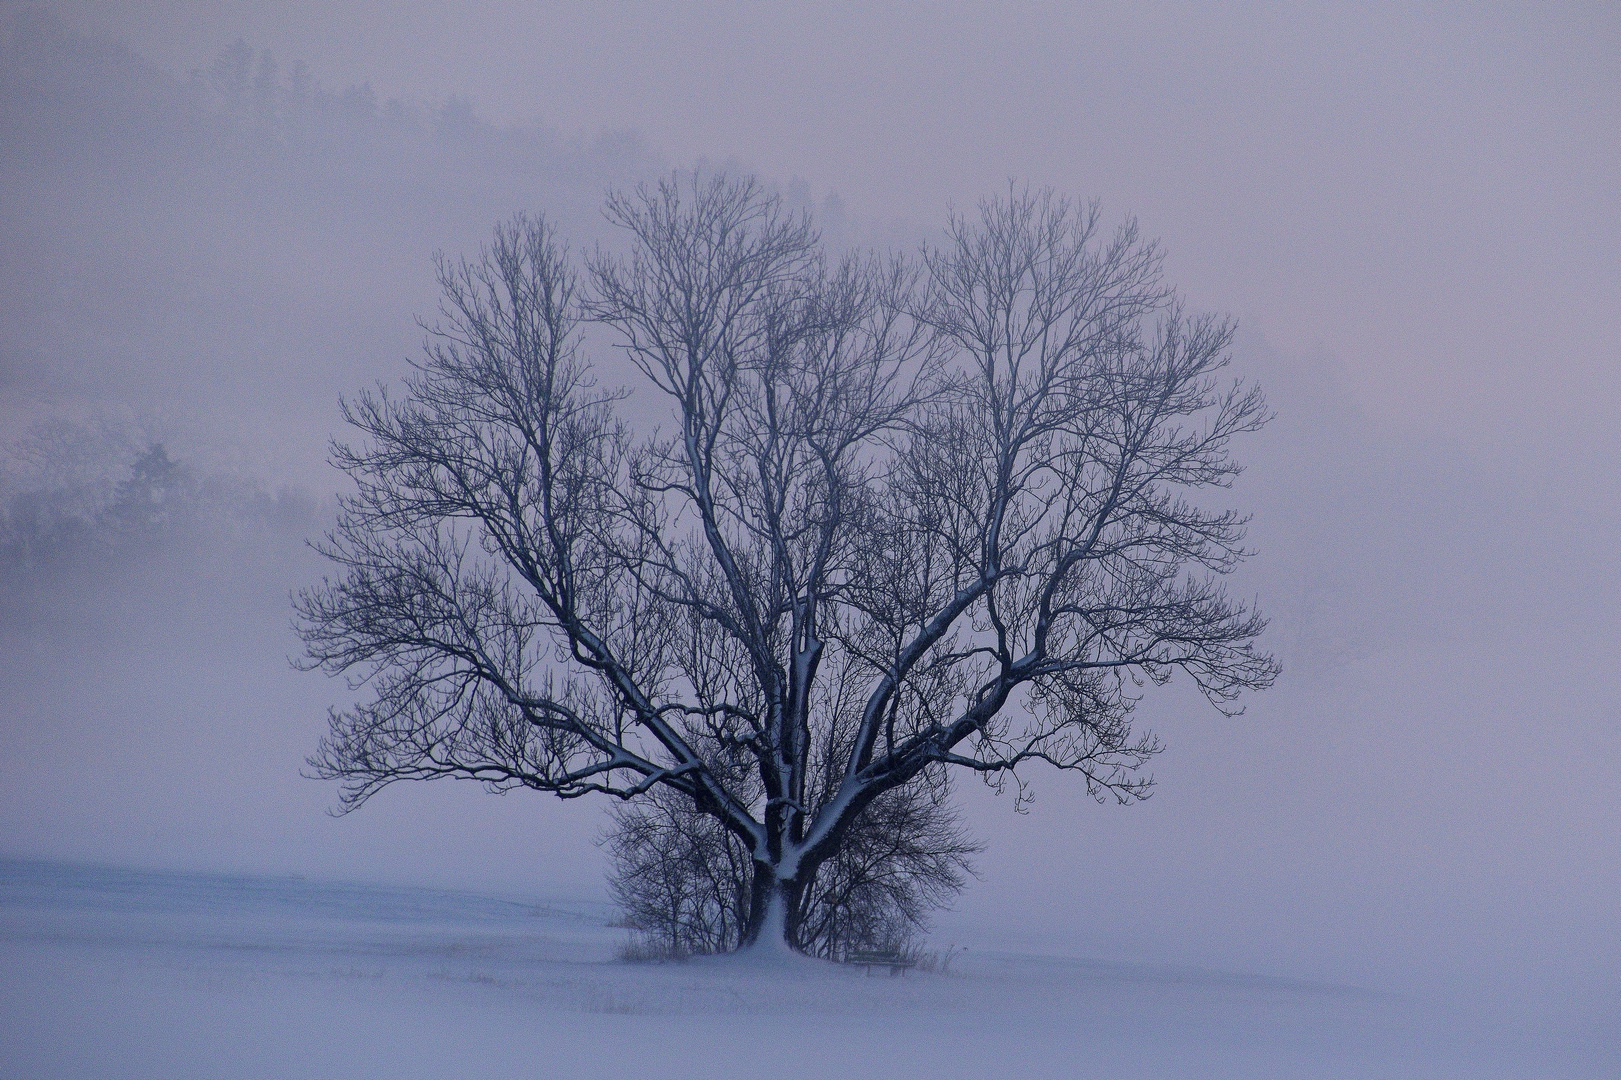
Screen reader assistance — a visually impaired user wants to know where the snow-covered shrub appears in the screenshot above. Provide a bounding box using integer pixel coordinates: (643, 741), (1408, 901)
(605, 766), (978, 960)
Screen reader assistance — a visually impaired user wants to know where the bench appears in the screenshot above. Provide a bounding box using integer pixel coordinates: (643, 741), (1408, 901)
(846, 949), (915, 976)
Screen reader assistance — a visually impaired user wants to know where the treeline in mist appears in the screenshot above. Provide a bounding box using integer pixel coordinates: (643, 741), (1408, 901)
(0, 414), (321, 619)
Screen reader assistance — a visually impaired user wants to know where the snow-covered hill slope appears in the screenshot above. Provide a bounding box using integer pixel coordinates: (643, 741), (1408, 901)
(0, 859), (1610, 1079)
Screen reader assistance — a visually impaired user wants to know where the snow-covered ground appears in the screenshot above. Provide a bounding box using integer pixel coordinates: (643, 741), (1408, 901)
(0, 859), (1611, 1079)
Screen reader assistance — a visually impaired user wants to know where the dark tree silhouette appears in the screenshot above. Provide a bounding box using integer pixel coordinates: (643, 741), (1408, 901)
(605, 760), (979, 958)
(297, 174), (1277, 952)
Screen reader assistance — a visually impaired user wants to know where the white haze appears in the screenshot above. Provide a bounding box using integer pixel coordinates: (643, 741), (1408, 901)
(1, 1), (1618, 1063)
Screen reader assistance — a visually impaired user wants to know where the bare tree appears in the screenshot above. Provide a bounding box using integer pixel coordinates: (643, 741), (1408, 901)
(604, 784), (753, 957)
(605, 763), (979, 959)
(298, 174), (1277, 953)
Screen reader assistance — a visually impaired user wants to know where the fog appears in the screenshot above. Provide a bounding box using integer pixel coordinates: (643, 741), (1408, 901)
(2, 0), (1617, 1048)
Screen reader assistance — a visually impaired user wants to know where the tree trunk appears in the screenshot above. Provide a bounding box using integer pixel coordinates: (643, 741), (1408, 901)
(741, 863), (803, 953)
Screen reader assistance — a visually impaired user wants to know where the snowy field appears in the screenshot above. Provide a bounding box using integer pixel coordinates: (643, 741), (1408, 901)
(0, 858), (1611, 1080)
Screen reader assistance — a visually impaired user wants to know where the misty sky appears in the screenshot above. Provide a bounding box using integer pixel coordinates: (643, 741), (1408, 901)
(40, 1), (1621, 429)
(2, 0), (1617, 1003)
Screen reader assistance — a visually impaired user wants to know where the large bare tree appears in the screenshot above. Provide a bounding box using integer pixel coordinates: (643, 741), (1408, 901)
(605, 757), (980, 959)
(298, 174), (1277, 952)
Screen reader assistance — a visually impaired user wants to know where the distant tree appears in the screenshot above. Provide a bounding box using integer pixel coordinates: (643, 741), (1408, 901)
(113, 444), (192, 531)
(0, 423), (168, 565)
(249, 50), (278, 133)
(298, 174), (1277, 953)
(0, 418), (315, 586)
(207, 39), (253, 117)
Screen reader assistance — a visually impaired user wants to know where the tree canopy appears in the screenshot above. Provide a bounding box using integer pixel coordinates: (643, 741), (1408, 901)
(298, 173), (1277, 950)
